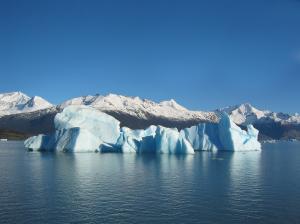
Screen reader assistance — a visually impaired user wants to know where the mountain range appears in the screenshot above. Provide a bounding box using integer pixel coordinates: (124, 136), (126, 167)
(0, 91), (299, 141)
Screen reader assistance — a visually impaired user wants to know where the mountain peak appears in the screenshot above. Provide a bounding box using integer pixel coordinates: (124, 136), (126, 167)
(239, 102), (253, 108)
(0, 91), (30, 103)
(24, 96), (53, 108)
(236, 102), (258, 113)
(216, 103), (265, 125)
(0, 92), (53, 117)
(159, 99), (187, 111)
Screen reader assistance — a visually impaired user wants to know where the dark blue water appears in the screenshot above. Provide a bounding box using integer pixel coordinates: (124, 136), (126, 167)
(0, 141), (300, 224)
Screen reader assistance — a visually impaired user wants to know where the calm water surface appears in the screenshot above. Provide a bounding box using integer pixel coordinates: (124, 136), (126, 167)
(0, 141), (300, 224)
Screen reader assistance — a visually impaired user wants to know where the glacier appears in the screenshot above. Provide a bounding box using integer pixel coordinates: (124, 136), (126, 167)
(24, 106), (261, 154)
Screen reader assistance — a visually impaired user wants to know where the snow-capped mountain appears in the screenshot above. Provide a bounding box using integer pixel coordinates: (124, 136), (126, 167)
(0, 92), (299, 141)
(0, 92), (53, 117)
(59, 93), (217, 123)
(217, 103), (300, 125)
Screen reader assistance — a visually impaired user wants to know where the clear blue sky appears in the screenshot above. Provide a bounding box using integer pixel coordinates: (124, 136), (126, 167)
(0, 0), (300, 112)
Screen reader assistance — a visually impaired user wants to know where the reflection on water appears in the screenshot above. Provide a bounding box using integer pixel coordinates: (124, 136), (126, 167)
(0, 141), (300, 223)
(229, 151), (262, 190)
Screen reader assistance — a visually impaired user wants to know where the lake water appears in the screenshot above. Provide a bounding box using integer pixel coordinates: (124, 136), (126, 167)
(0, 141), (300, 224)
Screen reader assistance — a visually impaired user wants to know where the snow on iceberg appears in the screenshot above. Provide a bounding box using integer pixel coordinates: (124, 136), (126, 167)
(24, 106), (261, 153)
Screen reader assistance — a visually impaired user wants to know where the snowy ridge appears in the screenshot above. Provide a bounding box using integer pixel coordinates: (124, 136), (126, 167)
(0, 92), (53, 117)
(1, 92), (300, 127)
(218, 103), (300, 125)
(59, 93), (217, 123)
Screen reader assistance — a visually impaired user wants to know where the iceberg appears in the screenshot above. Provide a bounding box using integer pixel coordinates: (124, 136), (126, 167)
(25, 106), (120, 152)
(115, 126), (157, 153)
(24, 128), (103, 152)
(54, 105), (120, 144)
(217, 113), (261, 151)
(180, 123), (221, 151)
(115, 125), (194, 154)
(138, 126), (157, 153)
(116, 127), (141, 153)
(180, 113), (261, 151)
(24, 134), (51, 151)
(155, 126), (195, 154)
(24, 106), (261, 153)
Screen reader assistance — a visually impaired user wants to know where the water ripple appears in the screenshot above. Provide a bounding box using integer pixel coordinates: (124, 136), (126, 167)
(0, 141), (300, 223)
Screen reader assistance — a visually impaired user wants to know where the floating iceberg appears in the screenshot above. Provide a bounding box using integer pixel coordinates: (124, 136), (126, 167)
(24, 134), (50, 151)
(180, 113), (261, 151)
(25, 106), (120, 152)
(24, 128), (103, 152)
(115, 126), (158, 153)
(24, 106), (261, 154)
(115, 125), (194, 154)
(116, 127), (143, 153)
(155, 126), (195, 154)
(180, 123), (221, 151)
(217, 113), (261, 151)
(54, 105), (120, 145)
